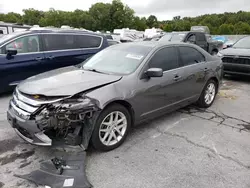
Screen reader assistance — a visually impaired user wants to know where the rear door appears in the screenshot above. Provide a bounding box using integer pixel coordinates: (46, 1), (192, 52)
(41, 33), (103, 72)
(0, 34), (45, 91)
(177, 46), (208, 98)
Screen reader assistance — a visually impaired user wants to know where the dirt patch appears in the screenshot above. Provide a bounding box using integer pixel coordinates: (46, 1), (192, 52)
(0, 139), (19, 155)
(218, 90), (238, 100)
(0, 150), (35, 165)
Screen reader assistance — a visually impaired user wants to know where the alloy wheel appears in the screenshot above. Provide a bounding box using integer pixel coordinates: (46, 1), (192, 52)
(99, 111), (127, 146)
(204, 83), (216, 105)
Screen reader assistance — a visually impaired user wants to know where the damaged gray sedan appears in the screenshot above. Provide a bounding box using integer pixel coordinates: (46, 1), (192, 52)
(7, 41), (223, 151)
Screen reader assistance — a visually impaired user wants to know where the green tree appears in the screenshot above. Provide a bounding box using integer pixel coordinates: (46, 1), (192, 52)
(4, 4), (250, 35)
(0, 14), (5, 21)
(2, 12), (22, 23)
(163, 24), (172, 32)
(109, 0), (135, 31)
(218, 24), (234, 34)
(69, 10), (96, 30)
(234, 21), (250, 34)
(22, 9), (44, 25)
(146, 15), (158, 28)
(173, 16), (181, 21)
(132, 16), (147, 31)
(89, 2), (111, 31)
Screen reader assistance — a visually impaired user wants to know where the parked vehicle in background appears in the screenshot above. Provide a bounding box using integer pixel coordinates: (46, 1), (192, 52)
(144, 28), (163, 38)
(190, 26), (210, 34)
(7, 41), (222, 151)
(114, 28), (144, 42)
(218, 36), (250, 76)
(104, 34), (113, 40)
(159, 31), (223, 55)
(212, 36), (227, 43)
(143, 33), (165, 41)
(0, 29), (108, 93)
(222, 40), (235, 49)
(0, 22), (31, 35)
(111, 33), (121, 42)
(107, 39), (121, 46)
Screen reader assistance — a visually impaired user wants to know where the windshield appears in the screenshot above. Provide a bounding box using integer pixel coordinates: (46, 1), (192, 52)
(159, 34), (172, 41)
(159, 33), (187, 42)
(82, 44), (152, 75)
(170, 33), (186, 41)
(0, 31), (27, 44)
(232, 37), (250, 49)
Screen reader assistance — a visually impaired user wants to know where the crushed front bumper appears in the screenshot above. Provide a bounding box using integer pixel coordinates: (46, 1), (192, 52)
(7, 101), (52, 146)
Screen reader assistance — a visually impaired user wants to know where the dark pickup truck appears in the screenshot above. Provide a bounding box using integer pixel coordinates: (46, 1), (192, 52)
(159, 31), (223, 55)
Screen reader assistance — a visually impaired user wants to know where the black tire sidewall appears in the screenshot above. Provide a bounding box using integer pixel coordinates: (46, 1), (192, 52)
(198, 79), (218, 108)
(91, 104), (131, 151)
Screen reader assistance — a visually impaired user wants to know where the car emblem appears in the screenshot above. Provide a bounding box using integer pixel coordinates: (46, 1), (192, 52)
(33, 95), (40, 99)
(233, 55), (239, 59)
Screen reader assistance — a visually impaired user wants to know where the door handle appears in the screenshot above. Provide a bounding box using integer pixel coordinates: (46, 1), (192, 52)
(173, 75), (181, 81)
(35, 57), (44, 61)
(204, 67), (209, 72)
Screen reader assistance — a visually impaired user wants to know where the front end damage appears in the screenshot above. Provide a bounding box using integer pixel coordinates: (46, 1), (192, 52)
(7, 89), (100, 149)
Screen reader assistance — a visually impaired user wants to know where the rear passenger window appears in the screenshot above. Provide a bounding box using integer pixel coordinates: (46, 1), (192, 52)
(179, 46), (205, 66)
(149, 47), (179, 71)
(43, 34), (76, 51)
(75, 35), (102, 48)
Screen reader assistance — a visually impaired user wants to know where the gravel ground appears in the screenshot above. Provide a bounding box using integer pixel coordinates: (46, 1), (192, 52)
(0, 76), (249, 188)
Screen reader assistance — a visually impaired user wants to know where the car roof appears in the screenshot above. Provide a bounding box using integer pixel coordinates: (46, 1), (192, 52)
(0, 29), (105, 46)
(118, 41), (198, 49)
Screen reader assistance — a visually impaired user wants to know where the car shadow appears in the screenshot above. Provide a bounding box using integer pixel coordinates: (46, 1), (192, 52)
(224, 74), (250, 83)
(0, 90), (13, 98)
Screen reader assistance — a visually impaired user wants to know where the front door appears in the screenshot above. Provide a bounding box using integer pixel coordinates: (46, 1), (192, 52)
(0, 34), (45, 92)
(132, 46), (186, 121)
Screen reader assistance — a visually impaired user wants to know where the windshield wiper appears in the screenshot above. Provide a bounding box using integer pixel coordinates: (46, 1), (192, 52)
(83, 67), (109, 74)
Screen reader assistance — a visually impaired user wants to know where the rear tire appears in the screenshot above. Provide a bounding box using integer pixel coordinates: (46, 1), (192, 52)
(91, 104), (131, 151)
(197, 79), (218, 108)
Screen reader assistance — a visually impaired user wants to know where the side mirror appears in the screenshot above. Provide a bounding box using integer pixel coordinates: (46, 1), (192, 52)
(145, 68), (163, 78)
(6, 49), (17, 57)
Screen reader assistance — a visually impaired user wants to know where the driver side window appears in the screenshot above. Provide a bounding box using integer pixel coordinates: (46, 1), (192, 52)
(148, 47), (179, 72)
(3, 35), (40, 54)
(187, 34), (196, 43)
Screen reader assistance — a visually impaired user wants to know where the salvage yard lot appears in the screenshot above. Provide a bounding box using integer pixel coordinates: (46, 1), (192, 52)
(0, 76), (250, 188)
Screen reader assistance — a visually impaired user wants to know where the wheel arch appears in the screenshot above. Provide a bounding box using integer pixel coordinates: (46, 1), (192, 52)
(103, 100), (135, 126)
(209, 77), (219, 93)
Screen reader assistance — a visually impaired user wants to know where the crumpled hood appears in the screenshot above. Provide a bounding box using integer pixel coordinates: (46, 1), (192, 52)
(17, 66), (122, 96)
(220, 48), (250, 56)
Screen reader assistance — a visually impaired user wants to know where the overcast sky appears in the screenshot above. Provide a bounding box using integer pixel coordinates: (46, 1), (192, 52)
(1, 0), (250, 20)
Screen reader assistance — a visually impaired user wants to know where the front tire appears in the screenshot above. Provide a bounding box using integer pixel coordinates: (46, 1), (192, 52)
(197, 79), (218, 108)
(91, 104), (131, 151)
